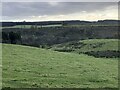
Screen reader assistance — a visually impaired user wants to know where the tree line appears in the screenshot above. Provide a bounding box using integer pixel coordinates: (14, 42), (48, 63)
(2, 32), (21, 44)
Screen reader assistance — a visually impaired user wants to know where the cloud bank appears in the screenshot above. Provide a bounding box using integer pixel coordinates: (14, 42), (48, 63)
(2, 2), (118, 21)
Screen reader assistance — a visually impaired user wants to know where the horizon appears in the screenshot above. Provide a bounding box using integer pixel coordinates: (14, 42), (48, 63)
(1, 19), (119, 22)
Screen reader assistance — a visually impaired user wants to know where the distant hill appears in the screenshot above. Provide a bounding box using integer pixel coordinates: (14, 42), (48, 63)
(1, 20), (119, 27)
(1, 20), (119, 47)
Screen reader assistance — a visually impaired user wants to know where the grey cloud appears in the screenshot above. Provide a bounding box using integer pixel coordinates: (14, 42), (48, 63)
(1, 0), (120, 2)
(2, 2), (117, 17)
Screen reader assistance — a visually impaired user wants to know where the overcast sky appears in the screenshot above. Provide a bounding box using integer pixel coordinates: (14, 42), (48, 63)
(1, 2), (118, 21)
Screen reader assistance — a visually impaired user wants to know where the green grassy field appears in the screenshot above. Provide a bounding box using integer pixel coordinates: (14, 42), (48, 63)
(1, 24), (119, 29)
(2, 44), (118, 88)
(1, 25), (34, 29)
(1, 24), (62, 29)
(51, 39), (119, 53)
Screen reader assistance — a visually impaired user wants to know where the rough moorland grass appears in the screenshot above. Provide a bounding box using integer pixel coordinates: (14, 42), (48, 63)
(2, 44), (118, 88)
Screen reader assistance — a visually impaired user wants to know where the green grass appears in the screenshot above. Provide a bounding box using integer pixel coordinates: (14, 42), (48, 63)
(0, 44), (2, 89)
(2, 44), (118, 88)
(51, 39), (119, 53)
(1, 24), (119, 29)
(1, 24), (62, 29)
(1, 25), (33, 29)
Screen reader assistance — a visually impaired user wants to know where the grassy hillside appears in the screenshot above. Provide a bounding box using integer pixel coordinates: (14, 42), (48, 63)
(2, 44), (118, 88)
(51, 39), (119, 53)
